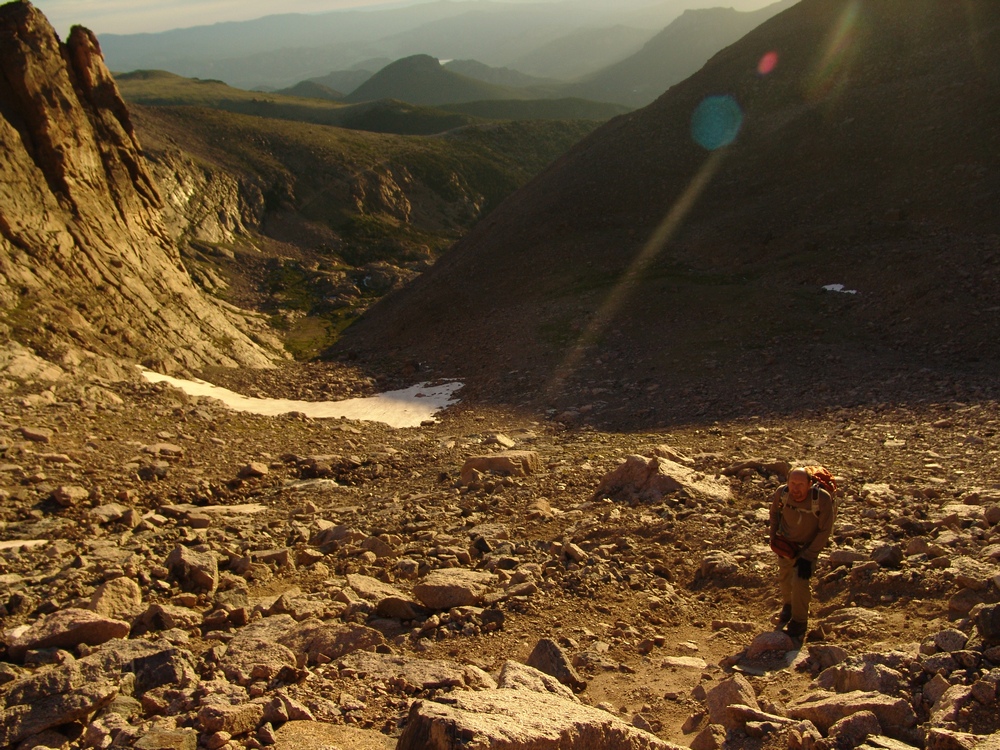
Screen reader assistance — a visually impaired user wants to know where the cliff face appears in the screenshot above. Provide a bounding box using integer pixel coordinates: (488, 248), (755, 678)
(0, 1), (278, 374)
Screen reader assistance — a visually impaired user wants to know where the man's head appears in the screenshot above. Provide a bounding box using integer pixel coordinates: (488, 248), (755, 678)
(787, 468), (811, 502)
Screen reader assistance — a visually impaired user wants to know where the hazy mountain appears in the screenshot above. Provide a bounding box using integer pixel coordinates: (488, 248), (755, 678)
(441, 98), (630, 122)
(443, 60), (556, 89)
(344, 55), (524, 106)
(97, 0), (779, 90)
(276, 80), (343, 101)
(338, 0), (1000, 417)
(116, 70), (479, 135)
(307, 62), (390, 96)
(572, 0), (798, 107)
(507, 24), (653, 80)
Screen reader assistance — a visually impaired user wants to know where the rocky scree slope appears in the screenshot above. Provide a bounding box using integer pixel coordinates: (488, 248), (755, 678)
(0, 2), (280, 374)
(0, 368), (1000, 748)
(338, 0), (1000, 424)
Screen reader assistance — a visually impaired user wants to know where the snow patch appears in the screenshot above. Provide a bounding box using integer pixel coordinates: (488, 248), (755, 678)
(822, 284), (858, 294)
(140, 370), (462, 428)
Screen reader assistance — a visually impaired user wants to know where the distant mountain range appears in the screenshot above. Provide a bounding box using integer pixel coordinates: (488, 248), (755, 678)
(269, 1), (794, 113)
(99, 0), (789, 90)
(570, 0), (799, 106)
(344, 55), (522, 106)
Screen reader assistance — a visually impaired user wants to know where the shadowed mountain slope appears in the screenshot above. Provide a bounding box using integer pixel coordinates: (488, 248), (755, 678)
(338, 0), (1000, 424)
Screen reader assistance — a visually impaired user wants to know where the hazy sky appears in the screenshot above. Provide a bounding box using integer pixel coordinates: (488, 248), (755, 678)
(32, 0), (541, 36)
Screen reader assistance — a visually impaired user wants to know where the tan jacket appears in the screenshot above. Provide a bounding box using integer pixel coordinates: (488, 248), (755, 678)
(768, 484), (835, 562)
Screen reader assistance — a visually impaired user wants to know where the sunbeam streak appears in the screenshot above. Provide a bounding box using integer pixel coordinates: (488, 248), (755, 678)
(547, 149), (727, 399)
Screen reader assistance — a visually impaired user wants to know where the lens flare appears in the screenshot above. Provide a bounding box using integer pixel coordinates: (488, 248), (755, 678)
(547, 151), (727, 398)
(808, 0), (861, 102)
(691, 95), (744, 151)
(757, 51), (779, 75)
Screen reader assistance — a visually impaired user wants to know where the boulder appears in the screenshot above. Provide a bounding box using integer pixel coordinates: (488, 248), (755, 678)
(165, 544), (218, 594)
(706, 675), (759, 730)
(8, 608), (130, 661)
(975, 603), (1000, 642)
(396, 689), (681, 749)
(829, 710), (882, 747)
(88, 577), (143, 620)
(497, 660), (578, 702)
(222, 638), (299, 686)
(338, 651), (494, 693)
(273, 618), (385, 666)
(0, 659), (118, 746)
(346, 574), (425, 620)
(134, 729), (198, 750)
(594, 455), (730, 503)
(413, 569), (496, 610)
(460, 451), (540, 484)
(789, 691), (918, 736)
(526, 639), (587, 692)
(814, 663), (905, 695)
(746, 631), (796, 659)
(198, 701), (265, 736)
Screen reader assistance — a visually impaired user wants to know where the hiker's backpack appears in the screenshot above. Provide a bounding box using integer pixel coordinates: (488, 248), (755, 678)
(802, 465), (837, 496)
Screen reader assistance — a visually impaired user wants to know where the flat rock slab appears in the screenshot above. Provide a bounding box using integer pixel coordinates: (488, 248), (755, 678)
(0, 539), (48, 551)
(662, 656), (709, 669)
(789, 691), (918, 735)
(339, 651), (494, 692)
(396, 689), (682, 749)
(8, 607), (130, 661)
(413, 569), (497, 610)
(234, 616), (386, 667)
(274, 720), (395, 750)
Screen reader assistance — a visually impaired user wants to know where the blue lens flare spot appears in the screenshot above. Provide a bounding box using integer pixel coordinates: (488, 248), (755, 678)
(691, 95), (743, 151)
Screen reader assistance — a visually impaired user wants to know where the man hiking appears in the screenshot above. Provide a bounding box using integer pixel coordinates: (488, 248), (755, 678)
(768, 466), (835, 639)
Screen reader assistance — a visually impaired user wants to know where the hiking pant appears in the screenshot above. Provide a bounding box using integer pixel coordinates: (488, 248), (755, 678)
(777, 556), (811, 624)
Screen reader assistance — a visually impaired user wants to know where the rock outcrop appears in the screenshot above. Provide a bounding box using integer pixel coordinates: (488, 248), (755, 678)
(0, 1), (278, 373)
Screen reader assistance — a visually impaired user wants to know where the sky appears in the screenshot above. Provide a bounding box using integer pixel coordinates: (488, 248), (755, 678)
(32, 0), (532, 35)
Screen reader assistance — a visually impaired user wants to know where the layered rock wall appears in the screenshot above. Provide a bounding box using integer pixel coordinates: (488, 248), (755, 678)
(0, 1), (277, 373)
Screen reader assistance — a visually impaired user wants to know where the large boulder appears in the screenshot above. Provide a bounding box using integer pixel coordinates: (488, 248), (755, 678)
(7, 608), (130, 661)
(396, 689), (682, 749)
(165, 545), (218, 594)
(346, 573), (425, 620)
(413, 569), (497, 610)
(0, 658), (118, 746)
(594, 455), (730, 503)
(706, 675), (759, 730)
(789, 691), (918, 737)
(526, 638), (587, 692)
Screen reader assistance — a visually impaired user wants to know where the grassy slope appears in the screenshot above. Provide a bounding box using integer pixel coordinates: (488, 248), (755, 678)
(133, 103), (598, 357)
(117, 70), (477, 135)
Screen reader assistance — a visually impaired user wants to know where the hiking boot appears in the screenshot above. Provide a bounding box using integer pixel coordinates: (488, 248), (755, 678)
(774, 604), (792, 628)
(784, 619), (808, 639)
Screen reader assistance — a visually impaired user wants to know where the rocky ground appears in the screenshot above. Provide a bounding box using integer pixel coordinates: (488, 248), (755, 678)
(1, 359), (999, 750)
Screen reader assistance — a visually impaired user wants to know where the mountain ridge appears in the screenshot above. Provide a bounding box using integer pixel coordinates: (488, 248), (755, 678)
(0, 1), (279, 374)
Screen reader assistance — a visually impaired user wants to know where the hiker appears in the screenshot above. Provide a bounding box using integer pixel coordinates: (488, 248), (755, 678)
(768, 467), (835, 639)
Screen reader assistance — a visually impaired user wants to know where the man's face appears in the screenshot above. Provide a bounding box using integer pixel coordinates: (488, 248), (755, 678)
(788, 472), (811, 502)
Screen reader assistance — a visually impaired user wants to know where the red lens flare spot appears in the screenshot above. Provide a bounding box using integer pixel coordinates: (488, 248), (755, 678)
(757, 51), (779, 75)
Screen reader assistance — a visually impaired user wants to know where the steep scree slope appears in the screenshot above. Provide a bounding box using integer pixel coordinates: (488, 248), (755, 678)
(339, 0), (1000, 423)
